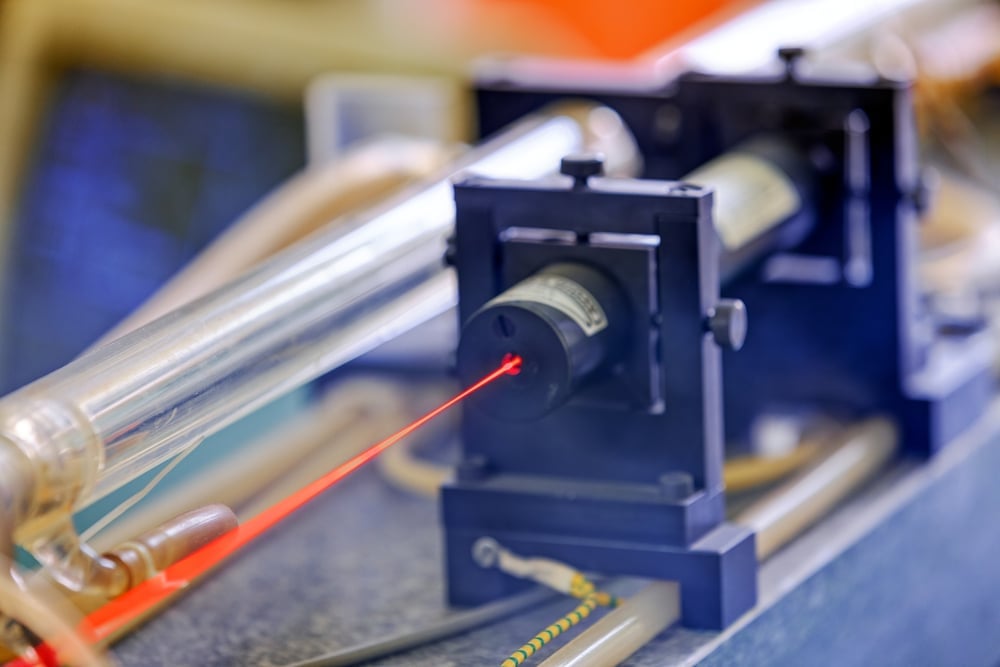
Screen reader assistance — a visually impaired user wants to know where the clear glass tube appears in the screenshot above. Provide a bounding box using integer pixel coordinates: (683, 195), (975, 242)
(0, 112), (586, 521)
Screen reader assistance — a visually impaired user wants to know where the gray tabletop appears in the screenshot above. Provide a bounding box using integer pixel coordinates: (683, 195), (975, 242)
(113, 401), (1000, 667)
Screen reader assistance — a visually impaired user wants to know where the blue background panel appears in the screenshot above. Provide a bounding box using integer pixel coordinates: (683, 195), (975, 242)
(2, 69), (306, 392)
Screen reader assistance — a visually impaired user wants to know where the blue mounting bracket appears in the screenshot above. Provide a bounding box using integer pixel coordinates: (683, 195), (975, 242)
(443, 168), (757, 629)
(471, 62), (995, 457)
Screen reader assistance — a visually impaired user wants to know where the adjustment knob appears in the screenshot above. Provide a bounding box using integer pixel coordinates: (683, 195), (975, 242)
(560, 153), (605, 188)
(708, 299), (748, 351)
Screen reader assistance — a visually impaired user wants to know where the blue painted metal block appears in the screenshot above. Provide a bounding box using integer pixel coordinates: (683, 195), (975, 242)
(444, 484), (757, 629)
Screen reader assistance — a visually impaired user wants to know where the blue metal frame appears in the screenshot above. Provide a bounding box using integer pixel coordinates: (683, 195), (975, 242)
(473, 66), (995, 456)
(443, 173), (757, 629)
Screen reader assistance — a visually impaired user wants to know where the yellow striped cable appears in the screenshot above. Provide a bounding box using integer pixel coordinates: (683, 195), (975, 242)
(479, 542), (622, 665)
(568, 573), (594, 598)
(501, 595), (600, 667)
(590, 591), (621, 608)
(500, 587), (620, 667)
(568, 573), (620, 607)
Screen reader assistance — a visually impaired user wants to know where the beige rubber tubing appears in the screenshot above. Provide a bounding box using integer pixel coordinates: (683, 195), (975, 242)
(0, 568), (109, 667)
(378, 434), (826, 499)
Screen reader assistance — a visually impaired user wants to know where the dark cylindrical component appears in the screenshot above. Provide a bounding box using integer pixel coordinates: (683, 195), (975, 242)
(684, 136), (817, 282)
(457, 263), (627, 421)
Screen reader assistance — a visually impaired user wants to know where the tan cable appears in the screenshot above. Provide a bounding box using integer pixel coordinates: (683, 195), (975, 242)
(722, 441), (824, 493)
(380, 433), (827, 499)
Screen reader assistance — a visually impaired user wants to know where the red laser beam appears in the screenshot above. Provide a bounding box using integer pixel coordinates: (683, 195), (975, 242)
(5, 354), (522, 667)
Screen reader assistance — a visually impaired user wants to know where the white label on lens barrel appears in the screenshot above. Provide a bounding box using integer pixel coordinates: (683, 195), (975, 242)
(489, 275), (608, 336)
(686, 153), (801, 250)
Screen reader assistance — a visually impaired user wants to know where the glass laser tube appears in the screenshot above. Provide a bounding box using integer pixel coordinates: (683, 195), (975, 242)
(0, 111), (589, 592)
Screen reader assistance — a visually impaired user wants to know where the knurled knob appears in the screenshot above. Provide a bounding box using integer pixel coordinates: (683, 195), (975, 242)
(560, 153), (605, 187)
(708, 299), (748, 351)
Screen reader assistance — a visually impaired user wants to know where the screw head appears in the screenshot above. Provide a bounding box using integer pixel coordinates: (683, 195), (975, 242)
(777, 46), (806, 62)
(708, 299), (748, 351)
(472, 537), (501, 568)
(659, 472), (694, 501)
(777, 46), (806, 78)
(456, 455), (491, 482)
(560, 153), (605, 187)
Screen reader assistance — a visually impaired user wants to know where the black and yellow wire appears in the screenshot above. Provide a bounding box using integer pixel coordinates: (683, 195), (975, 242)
(500, 575), (620, 667)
